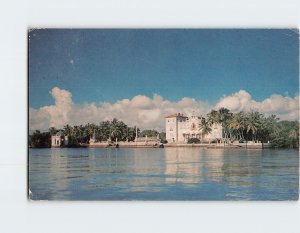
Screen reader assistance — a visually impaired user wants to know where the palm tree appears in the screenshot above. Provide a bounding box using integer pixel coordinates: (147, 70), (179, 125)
(198, 117), (212, 142)
(207, 108), (232, 142)
(63, 124), (73, 136)
(288, 123), (299, 148)
(229, 112), (246, 141)
(110, 118), (122, 141)
(49, 127), (58, 136)
(99, 121), (111, 141)
(207, 110), (219, 125)
(81, 123), (96, 142)
(245, 111), (263, 141)
(117, 120), (129, 141)
(217, 108), (232, 142)
(266, 114), (279, 135)
(78, 125), (85, 142)
(124, 126), (137, 142)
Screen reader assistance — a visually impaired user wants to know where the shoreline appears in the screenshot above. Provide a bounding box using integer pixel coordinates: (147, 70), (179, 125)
(30, 145), (300, 149)
(48, 142), (274, 149)
(86, 141), (273, 149)
(30, 142), (299, 149)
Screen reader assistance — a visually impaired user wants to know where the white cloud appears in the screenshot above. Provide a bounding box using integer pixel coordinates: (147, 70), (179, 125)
(216, 90), (256, 112)
(215, 90), (299, 120)
(29, 87), (299, 132)
(130, 95), (154, 109)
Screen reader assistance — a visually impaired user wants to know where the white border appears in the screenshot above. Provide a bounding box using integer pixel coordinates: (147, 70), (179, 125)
(0, 1), (299, 233)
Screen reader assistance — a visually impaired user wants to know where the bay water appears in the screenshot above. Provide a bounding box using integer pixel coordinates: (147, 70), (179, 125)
(29, 147), (299, 200)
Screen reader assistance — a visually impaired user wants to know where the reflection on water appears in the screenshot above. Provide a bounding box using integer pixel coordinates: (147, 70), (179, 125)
(165, 148), (203, 184)
(29, 148), (299, 200)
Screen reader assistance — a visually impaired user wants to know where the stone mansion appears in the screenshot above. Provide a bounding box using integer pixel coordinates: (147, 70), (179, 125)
(165, 113), (222, 143)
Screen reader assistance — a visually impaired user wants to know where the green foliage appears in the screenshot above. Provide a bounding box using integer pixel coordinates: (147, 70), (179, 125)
(139, 129), (159, 137)
(270, 121), (299, 148)
(29, 130), (51, 148)
(29, 113), (299, 148)
(159, 132), (167, 143)
(206, 108), (299, 148)
(29, 119), (165, 147)
(198, 117), (212, 139)
(57, 119), (140, 143)
(66, 136), (79, 147)
(187, 138), (200, 144)
(207, 108), (233, 141)
(49, 127), (58, 136)
(228, 112), (246, 141)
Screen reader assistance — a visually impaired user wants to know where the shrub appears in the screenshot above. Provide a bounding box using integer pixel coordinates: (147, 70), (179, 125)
(187, 138), (200, 144)
(29, 130), (51, 148)
(66, 136), (80, 147)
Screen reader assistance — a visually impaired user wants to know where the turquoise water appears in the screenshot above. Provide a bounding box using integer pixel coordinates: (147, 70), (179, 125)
(29, 148), (299, 200)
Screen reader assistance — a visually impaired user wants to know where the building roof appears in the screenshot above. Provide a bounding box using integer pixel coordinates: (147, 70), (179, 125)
(165, 113), (188, 118)
(165, 113), (206, 119)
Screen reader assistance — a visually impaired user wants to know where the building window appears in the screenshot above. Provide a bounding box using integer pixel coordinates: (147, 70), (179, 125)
(191, 123), (196, 130)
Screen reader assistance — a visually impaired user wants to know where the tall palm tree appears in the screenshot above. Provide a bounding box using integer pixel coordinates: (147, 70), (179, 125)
(117, 120), (128, 141)
(110, 118), (121, 141)
(217, 108), (232, 142)
(266, 114), (279, 135)
(207, 108), (232, 142)
(207, 110), (219, 125)
(49, 127), (58, 136)
(78, 125), (85, 142)
(245, 111), (263, 141)
(82, 123), (96, 142)
(229, 112), (246, 141)
(99, 121), (111, 141)
(63, 124), (73, 136)
(198, 117), (212, 142)
(124, 126), (136, 142)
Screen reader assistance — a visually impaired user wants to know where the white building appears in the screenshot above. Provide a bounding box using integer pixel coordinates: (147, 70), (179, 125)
(165, 113), (223, 143)
(51, 132), (68, 147)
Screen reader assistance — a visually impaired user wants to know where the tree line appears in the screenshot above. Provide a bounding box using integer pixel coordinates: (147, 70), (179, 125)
(29, 109), (299, 148)
(29, 118), (166, 148)
(198, 108), (299, 148)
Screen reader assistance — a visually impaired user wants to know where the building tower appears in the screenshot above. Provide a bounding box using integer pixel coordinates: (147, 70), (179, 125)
(165, 113), (188, 143)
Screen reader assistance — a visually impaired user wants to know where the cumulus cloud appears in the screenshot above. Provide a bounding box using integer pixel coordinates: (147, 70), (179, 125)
(215, 90), (299, 120)
(29, 87), (211, 131)
(29, 87), (299, 132)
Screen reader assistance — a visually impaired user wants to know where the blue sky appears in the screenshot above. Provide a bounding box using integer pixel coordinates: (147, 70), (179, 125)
(29, 29), (299, 108)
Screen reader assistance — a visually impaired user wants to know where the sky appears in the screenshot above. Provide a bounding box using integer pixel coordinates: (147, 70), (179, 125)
(28, 29), (299, 131)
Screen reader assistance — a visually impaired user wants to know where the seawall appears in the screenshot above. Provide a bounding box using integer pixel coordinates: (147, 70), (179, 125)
(86, 142), (272, 149)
